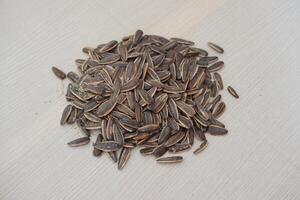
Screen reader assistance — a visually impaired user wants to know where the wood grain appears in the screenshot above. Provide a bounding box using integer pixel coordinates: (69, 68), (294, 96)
(0, 0), (299, 199)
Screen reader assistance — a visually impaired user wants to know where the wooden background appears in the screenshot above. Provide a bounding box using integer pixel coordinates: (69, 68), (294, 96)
(0, 0), (299, 199)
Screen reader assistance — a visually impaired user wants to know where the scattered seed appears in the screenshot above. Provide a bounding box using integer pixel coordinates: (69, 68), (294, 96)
(67, 137), (90, 147)
(52, 66), (66, 79)
(227, 86), (239, 98)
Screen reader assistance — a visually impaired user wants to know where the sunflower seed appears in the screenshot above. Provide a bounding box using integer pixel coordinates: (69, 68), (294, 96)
(55, 30), (235, 169)
(152, 145), (168, 157)
(94, 141), (122, 152)
(207, 61), (224, 72)
(115, 104), (135, 118)
(156, 156), (183, 164)
(138, 89), (154, 104)
(67, 107), (77, 124)
(148, 93), (168, 113)
(193, 140), (208, 154)
(212, 101), (226, 118)
(52, 66), (66, 79)
(227, 86), (239, 98)
(93, 134), (103, 156)
(164, 131), (185, 147)
(113, 124), (124, 145)
(67, 72), (79, 83)
(208, 42), (224, 54)
(133, 29), (143, 44)
(98, 54), (120, 65)
(121, 78), (139, 92)
(60, 105), (73, 125)
(118, 148), (131, 170)
(197, 56), (218, 65)
(176, 100), (196, 117)
(158, 126), (172, 144)
(108, 152), (118, 163)
(140, 147), (155, 155)
(167, 98), (179, 120)
(207, 125), (228, 135)
(100, 40), (118, 52)
(169, 143), (191, 153)
(213, 72), (223, 90)
(68, 137), (90, 147)
(170, 38), (194, 45)
(138, 124), (160, 133)
(96, 96), (118, 117)
(118, 43), (128, 61)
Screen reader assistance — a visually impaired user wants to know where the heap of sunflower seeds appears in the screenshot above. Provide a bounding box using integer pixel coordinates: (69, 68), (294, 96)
(52, 30), (239, 169)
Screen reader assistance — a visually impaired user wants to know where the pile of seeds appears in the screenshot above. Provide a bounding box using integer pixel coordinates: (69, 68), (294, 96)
(52, 30), (239, 169)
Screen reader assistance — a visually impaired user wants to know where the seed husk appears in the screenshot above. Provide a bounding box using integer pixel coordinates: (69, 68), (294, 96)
(227, 86), (239, 99)
(156, 156), (183, 164)
(52, 66), (66, 79)
(67, 137), (90, 147)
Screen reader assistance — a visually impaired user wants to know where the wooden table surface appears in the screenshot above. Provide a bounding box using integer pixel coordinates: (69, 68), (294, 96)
(1, 0), (299, 199)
